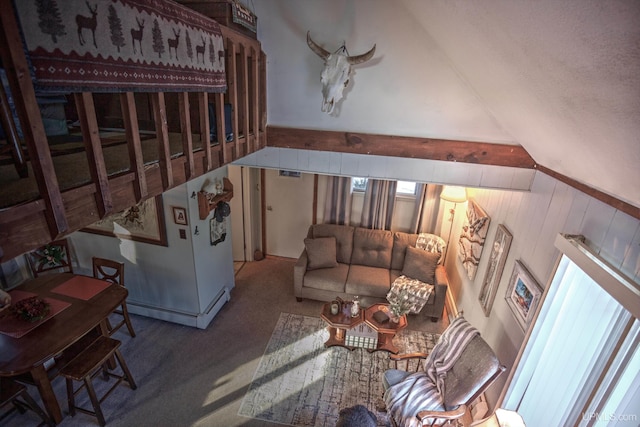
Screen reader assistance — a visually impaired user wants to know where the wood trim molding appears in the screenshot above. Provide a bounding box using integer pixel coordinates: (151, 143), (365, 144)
(266, 126), (536, 168)
(536, 165), (640, 220)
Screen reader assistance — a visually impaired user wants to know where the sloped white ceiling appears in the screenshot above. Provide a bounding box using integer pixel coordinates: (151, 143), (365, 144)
(254, 0), (640, 208)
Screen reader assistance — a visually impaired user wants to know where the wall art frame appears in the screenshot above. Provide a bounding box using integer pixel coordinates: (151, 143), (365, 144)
(172, 206), (188, 226)
(81, 196), (168, 246)
(458, 199), (491, 280)
(479, 224), (513, 316)
(505, 260), (542, 330)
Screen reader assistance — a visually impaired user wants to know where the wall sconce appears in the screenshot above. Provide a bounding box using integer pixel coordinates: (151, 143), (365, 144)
(440, 186), (467, 263)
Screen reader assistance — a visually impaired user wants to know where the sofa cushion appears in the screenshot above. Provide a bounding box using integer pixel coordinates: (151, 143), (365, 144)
(304, 237), (338, 270)
(312, 224), (354, 264)
(350, 228), (393, 269)
(402, 246), (439, 284)
(391, 232), (418, 270)
(346, 265), (391, 297)
(304, 263), (349, 293)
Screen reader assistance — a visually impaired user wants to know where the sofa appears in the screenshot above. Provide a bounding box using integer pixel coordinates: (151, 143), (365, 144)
(293, 224), (449, 321)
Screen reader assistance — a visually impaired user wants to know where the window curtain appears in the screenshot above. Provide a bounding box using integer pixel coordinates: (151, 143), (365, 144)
(503, 254), (636, 426)
(323, 176), (352, 225)
(360, 179), (396, 230)
(410, 184), (442, 234)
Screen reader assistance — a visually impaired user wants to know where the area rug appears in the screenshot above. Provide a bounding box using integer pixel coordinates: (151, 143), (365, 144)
(238, 312), (439, 427)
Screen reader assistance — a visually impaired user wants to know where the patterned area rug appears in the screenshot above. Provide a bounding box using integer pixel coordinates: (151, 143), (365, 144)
(238, 313), (438, 426)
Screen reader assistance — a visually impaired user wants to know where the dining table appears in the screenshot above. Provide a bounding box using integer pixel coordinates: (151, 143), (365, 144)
(0, 272), (127, 424)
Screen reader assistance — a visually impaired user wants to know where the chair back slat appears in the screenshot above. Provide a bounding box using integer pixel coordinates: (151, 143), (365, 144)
(92, 257), (124, 287)
(26, 239), (74, 277)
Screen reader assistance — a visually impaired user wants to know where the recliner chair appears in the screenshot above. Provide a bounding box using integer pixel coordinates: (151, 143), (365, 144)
(382, 318), (505, 426)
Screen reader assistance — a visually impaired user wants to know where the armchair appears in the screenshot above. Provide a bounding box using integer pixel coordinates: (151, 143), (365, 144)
(382, 317), (505, 427)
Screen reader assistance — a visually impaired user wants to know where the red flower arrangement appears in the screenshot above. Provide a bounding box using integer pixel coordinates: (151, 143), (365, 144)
(11, 296), (50, 322)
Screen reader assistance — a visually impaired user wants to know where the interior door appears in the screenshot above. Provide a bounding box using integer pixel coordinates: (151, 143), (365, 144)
(264, 169), (314, 258)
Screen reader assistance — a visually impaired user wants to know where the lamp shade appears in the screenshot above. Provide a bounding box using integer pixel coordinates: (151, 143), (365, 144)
(440, 186), (467, 203)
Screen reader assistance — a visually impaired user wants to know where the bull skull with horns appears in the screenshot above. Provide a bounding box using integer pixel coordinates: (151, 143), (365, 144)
(307, 32), (376, 114)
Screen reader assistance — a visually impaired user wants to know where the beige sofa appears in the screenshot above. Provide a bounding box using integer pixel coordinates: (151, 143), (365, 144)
(294, 224), (449, 321)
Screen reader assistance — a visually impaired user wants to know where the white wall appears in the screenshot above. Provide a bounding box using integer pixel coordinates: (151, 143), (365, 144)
(253, 0), (515, 144)
(69, 168), (235, 329)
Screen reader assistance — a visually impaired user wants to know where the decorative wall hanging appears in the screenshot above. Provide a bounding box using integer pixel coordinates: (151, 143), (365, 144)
(210, 217), (226, 246)
(505, 260), (542, 331)
(12, 0), (226, 93)
(81, 195), (168, 246)
(307, 32), (376, 115)
(478, 224), (513, 316)
(457, 199), (491, 280)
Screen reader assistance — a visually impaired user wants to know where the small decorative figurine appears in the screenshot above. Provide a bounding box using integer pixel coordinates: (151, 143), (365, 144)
(350, 296), (360, 317)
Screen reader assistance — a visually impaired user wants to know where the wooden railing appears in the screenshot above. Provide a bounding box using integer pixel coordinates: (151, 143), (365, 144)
(0, 1), (266, 261)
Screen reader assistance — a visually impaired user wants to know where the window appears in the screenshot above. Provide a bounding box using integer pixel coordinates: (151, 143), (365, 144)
(396, 181), (417, 196)
(352, 177), (367, 192)
(503, 235), (639, 426)
(351, 178), (417, 196)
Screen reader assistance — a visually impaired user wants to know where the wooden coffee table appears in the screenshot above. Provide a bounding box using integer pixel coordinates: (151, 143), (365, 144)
(320, 302), (363, 350)
(364, 303), (407, 354)
(320, 302), (407, 353)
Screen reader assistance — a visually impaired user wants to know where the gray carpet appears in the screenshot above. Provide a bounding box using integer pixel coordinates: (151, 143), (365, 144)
(238, 312), (438, 427)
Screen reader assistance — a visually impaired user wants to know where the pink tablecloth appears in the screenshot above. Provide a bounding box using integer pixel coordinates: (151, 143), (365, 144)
(51, 275), (111, 301)
(0, 290), (71, 338)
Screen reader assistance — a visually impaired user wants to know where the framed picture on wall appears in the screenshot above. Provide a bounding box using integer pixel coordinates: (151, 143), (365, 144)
(81, 196), (168, 246)
(172, 206), (188, 225)
(505, 260), (542, 330)
(479, 224), (513, 316)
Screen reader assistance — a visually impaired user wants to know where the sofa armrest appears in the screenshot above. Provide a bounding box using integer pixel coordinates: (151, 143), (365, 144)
(293, 249), (309, 297)
(422, 265), (448, 321)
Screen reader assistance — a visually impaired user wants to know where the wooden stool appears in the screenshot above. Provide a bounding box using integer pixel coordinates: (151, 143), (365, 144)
(60, 336), (137, 426)
(0, 377), (53, 426)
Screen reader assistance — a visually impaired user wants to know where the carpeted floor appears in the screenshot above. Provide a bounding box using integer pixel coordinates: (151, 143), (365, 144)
(239, 313), (438, 427)
(0, 257), (448, 427)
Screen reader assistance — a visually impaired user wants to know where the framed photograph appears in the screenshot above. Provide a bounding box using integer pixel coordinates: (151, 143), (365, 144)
(81, 196), (168, 246)
(479, 224), (513, 316)
(505, 260), (542, 330)
(172, 206), (188, 225)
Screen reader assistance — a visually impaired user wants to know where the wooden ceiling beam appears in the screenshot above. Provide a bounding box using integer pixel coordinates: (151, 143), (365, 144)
(266, 126), (536, 168)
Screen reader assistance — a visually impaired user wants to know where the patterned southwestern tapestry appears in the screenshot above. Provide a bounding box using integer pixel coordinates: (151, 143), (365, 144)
(12, 0), (226, 93)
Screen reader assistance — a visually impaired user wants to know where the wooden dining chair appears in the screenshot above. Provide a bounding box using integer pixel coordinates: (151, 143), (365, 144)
(92, 257), (136, 337)
(0, 377), (54, 426)
(26, 239), (74, 278)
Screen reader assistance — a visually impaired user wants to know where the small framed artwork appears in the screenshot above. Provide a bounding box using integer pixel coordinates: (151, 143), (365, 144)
(505, 260), (543, 330)
(172, 206), (188, 226)
(479, 224), (513, 316)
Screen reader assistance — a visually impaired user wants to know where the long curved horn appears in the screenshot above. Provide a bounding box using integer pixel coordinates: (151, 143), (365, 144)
(347, 44), (376, 65)
(307, 31), (330, 60)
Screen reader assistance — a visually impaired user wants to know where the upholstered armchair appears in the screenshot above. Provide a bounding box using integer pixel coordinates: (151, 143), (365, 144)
(382, 318), (505, 427)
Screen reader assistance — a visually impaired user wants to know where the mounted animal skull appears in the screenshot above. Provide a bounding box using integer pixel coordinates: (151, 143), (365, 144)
(307, 32), (376, 114)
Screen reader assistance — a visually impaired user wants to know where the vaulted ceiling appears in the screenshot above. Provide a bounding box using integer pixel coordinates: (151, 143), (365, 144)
(254, 0), (640, 209)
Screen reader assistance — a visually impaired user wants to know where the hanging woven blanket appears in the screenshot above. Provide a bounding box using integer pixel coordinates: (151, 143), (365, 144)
(12, 0), (226, 93)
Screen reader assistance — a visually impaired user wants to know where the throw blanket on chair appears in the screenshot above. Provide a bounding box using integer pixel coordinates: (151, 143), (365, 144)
(384, 317), (479, 427)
